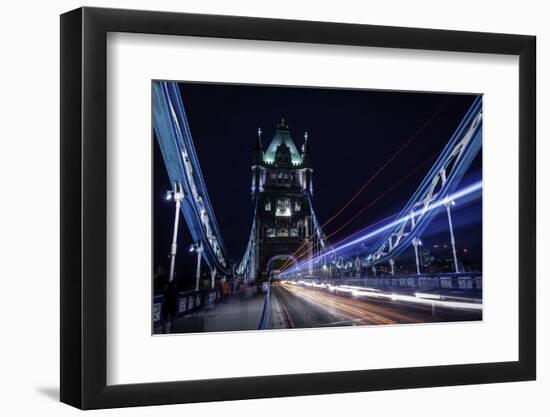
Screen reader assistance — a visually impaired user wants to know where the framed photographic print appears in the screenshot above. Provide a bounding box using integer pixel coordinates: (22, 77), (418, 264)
(60, 7), (536, 409)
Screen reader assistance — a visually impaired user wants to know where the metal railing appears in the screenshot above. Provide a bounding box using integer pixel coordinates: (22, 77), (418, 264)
(153, 288), (220, 325)
(257, 283), (271, 330)
(285, 272), (482, 292)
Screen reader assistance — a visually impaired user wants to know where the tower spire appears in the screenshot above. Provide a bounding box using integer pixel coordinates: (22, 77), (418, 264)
(302, 130), (312, 167)
(251, 126), (264, 194)
(254, 126), (262, 151)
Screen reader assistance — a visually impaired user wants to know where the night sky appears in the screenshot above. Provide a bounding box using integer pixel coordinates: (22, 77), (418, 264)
(153, 82), (482, 285)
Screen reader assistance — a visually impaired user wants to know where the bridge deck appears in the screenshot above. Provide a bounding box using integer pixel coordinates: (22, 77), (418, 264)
(158, 290), (267, 334)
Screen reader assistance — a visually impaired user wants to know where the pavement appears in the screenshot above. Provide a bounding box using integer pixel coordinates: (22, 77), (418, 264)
(162, 290), (268, 334)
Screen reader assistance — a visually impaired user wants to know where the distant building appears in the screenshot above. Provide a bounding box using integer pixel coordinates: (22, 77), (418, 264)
(420, 248), (432, 269)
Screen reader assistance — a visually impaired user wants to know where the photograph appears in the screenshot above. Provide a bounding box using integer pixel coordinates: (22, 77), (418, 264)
(152, 81), (483, 334)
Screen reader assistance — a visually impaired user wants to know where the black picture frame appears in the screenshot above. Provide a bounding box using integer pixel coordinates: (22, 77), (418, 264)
(60, 6), (536, 410)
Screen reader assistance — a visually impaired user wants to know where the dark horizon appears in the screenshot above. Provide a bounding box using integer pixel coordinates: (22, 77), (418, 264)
(153, 82), (482, 285)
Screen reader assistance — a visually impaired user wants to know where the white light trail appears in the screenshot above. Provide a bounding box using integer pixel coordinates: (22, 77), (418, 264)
(284, 281), (482, 311)
(281, 180), (482, 276)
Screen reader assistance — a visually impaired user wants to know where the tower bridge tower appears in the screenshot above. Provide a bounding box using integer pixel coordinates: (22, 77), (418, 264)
(251, 119), (314, 280)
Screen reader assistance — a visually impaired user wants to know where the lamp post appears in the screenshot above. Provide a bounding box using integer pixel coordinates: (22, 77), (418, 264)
(190, 242), (204, 290)
(444, 198), (460, 273)
(412, 237), (422, 275)
(389, 258), (395, 276)
(166, 182), (184, 282)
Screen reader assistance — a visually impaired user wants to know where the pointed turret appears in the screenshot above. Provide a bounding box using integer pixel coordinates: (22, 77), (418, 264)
(302, 131), (312, 168)
(252, 127), (263, 165)
(299, 131), (313, 196)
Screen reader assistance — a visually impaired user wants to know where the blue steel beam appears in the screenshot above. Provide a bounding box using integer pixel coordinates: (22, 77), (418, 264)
(365, 96), (483, 265)
(153, 81), (230, 274)
(237, 197), (258, 278)
(281, 96), (483, 275)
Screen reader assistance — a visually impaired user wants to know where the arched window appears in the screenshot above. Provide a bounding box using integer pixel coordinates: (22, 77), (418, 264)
(275, 198), (291, 217)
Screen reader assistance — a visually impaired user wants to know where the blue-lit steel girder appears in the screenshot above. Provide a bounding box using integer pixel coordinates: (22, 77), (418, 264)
(365, 96), (483, 266)
(153, 81), (230, 274)
(272, 98), (482, 279)
(237, 197), (258, 279)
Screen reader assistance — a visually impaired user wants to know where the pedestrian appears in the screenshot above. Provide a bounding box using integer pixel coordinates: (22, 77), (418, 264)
(223, 280), (231, 303)
(162, 280), (179, 333)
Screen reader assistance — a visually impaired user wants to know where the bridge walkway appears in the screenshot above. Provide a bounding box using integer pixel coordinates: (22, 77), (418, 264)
(158, 288), (267, 334)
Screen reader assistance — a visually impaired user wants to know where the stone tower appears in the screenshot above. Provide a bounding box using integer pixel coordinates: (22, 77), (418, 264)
(250, 119), (314, 280)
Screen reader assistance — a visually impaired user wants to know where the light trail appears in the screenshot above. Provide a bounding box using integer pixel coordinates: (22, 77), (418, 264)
(283, 281), (482, 311)
(279, 150), (439, 271)
(279, 180), (482, 276)
(319, 97), (454, 230)
(273, 281), (481, 328)
(324, 174), (483, 260)
(279, 283), (405, 325)
(278, 99), (454, 273)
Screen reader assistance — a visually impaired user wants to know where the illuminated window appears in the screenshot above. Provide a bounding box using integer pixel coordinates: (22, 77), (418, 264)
(275, 198), (291, 217)
(265, 200), (271, 211)
(277, 228), (289, 237)
(267, 228), (275, 238)
(290, 228), (298, 237)
(294, 201), (301, 211)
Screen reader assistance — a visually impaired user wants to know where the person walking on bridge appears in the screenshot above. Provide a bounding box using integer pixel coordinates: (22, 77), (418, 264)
(222, 280), (231, 303)
(162, 280), (178, 333)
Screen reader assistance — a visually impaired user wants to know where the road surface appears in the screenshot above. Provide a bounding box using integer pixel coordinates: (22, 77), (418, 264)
(268, 282), (481, 329)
